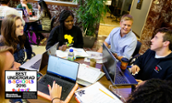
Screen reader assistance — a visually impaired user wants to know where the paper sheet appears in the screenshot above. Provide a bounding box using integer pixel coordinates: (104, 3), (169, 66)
(77, 64), (102, 83)
(56, 47), (89, 59)
(75, 82), (123, 103)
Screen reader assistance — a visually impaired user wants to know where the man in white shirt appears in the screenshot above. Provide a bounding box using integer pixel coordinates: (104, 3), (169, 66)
(0, 0), (25, 25)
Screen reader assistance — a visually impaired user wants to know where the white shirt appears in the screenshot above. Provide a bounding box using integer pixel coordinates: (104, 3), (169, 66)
(0, 6), (25, 25)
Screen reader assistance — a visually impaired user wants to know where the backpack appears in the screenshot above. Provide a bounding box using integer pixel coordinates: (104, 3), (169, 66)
(27, 31), (40, 45)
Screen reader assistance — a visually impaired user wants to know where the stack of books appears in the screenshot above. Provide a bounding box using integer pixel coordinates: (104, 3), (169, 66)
(77, 64), (104, 86)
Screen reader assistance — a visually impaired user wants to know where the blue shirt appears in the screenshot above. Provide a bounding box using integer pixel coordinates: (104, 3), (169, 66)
(105, 27), (137, 59)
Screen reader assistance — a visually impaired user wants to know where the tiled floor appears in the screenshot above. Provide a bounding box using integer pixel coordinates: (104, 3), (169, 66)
(98, 12), (120, 36)
(32, 12), (119, 54)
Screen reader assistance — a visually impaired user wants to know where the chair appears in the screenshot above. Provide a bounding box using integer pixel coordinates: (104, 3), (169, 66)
(32, 16), (56, 45)
(129, 41), (142, 65)
(37, 16), (56, 34)
(107, 0), (116, 19)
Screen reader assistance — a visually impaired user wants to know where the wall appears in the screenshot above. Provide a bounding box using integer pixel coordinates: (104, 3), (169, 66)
(139, 0), (172, 54)
(130, 0), (153, 37)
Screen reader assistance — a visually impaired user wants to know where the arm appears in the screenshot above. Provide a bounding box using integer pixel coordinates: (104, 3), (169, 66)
(122, 40), (137, 59)
(46, 27), (58, 50)
(21, 3), (32, 14)
(97, 41), (109, 53)
(76, 27), (83, 48)
(48, 81), (62, 103)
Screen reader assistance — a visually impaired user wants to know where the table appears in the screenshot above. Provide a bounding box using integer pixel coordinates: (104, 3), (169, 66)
(28, 59), (131, 103)
(23, 16), (38, 23)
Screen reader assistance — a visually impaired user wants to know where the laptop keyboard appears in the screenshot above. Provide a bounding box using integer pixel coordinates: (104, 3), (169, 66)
(30, 59), (41, 69)
(115, 67), (128, 84)
(39, 75), (74, 93)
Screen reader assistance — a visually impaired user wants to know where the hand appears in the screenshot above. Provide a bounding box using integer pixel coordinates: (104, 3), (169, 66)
(48, 81), (62, 100)
(130, 65), (140, 74)
(21, 3), (27, 7)
(59, 45), (67, 51)
(136, 79), (146, 88)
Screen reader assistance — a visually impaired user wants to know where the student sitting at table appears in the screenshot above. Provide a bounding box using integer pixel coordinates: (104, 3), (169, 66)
(31, 0), (51, 41)
(0, 15), (32, 64)
(17, 0), (33, 15)
(126, 79), (172, 103)
(97, 14), (137, 61)
(130, 27), (172, 84)
(0, 45), (62, 103)
(46, 10), (84, 50)
(36, 0), (51, 31)
(0, 0), (25, 25)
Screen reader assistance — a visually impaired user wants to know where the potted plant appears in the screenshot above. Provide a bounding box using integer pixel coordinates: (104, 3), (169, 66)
(75, 0), (108, 48)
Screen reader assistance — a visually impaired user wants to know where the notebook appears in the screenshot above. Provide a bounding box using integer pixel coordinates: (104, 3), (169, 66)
(20, 42), (59, 71)
(37, 55), (79, 102)
(75, 82), (123, 103)
(102, 43), (138, 85)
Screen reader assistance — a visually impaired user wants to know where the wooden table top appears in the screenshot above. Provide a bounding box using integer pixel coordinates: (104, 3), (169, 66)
(28, 58), (131, 103)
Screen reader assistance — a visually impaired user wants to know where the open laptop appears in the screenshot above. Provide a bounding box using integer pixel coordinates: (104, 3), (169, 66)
(102, 43), (138, 85)
(17, 10), (23, 18)
(38, 55), (79, 102)
(20, 42), (59, 71)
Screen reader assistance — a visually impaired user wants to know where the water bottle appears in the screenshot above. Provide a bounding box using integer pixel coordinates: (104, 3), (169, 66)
(68, 49), (74, 61)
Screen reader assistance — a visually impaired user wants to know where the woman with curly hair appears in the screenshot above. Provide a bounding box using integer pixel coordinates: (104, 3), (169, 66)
(126, 79), (172, 103)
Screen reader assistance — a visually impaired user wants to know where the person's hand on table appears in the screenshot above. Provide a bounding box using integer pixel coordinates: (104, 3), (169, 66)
(59, 44), (70, 51)
(135, 79), (146, 88)
(21, 3), (27, 7)
(48, 81), (62, 103)
(130, 65), (140, 75)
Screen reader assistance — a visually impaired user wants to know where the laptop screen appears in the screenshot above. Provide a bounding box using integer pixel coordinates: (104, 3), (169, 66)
(103, 44), (117, 83)
(47, 55), (79, 81)
(17, 10), (23, 18)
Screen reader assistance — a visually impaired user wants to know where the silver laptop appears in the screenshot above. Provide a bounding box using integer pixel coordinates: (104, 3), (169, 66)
(102, 43), (138, 85)
(17, 10), (23, 18)
(20, 42), (59, 71)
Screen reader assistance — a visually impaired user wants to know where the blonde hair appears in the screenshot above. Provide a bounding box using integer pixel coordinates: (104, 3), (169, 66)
(120, 14), (133, 22)
(0, 46), (14, 102)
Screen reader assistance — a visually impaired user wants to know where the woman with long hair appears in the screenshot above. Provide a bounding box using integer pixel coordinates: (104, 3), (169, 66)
(46, 10), (83, 50)
(0, 46), (20, 103)
(0, 46), (62, 103)
(32, 0), (52, 42)
(36, 0), (51, 31)
(0, 14), (29, 64)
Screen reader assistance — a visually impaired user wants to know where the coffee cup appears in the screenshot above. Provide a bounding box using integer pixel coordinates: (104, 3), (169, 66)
(120, 58), (129, 70)
(90, 58), (96, 67)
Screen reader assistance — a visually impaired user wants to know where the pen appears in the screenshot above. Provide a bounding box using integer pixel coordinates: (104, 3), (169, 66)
(99, 88), (115, 99)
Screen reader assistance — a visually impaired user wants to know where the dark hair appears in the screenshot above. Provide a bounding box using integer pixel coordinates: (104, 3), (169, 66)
(126, 79), (172, 103)
(0, 0), (10, 4)
(58, 10), (74, 46)
(38, 0), (51, 19)
(1, 14), (26, 51)
(154, 27), (172, 50)
(59, 10), (74, 24)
